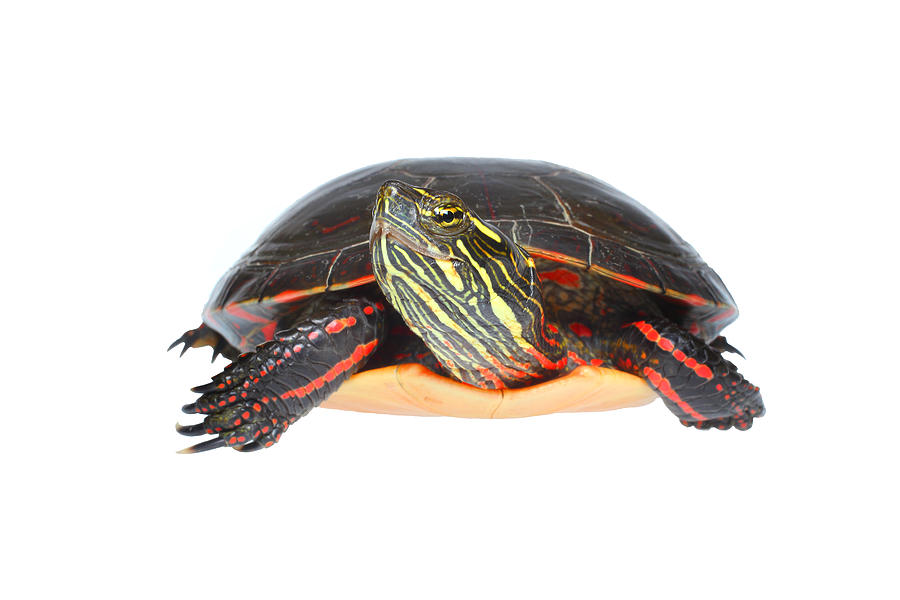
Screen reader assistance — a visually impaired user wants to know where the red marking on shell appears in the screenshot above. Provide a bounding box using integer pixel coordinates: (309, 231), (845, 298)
(716, 384), (724, 392)
(643, 366), (705, 421)
(541, 268), (582, 289)
(308, 331), (320, 340)
(569, 322), (592, 337)
(269, 287), (325, 305)
(709, 306), (737, 323)
(590, 358), (604, 367)
(611, 272), (654, 290)
(320, 215), (360, 234)
(265, 441), (274, 447)
(363, 306), (374, 315)
(682, 294), (708, 307)
(657, 337), (674, 352)
(218, 400), (226, 407)
(375, 302), (385, 310)
(228, 436), (237, 444)
(673, 349), (686, 362)
(224, 302), (269, 324)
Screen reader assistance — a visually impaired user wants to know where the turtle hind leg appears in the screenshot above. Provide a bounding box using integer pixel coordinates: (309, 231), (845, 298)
(598, 319), (764, 430)
(176, 297), (386, 453)
(168, 323), (239, 362)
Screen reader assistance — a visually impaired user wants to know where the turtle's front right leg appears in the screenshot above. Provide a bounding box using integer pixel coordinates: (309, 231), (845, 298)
(177, 297), (385, 453)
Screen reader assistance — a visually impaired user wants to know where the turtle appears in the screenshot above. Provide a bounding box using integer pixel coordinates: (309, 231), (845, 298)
(171, 158), (764, 452)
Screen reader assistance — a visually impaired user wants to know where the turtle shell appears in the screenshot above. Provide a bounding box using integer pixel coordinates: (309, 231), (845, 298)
(204, 158), (736, 351)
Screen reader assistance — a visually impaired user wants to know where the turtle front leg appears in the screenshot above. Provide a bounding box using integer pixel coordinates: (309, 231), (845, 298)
(595, 319), (765, 430)
(177, 297), (385, 452)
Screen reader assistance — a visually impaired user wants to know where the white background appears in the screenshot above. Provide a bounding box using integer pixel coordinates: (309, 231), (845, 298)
(3, 1), (897, 598)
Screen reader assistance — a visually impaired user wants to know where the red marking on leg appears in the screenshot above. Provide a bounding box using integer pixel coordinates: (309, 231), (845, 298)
(279, 339), (379, 401)
(541, 268), (581, 289)
(320, 215), (360, 234)
(694, 365), (713, 379)
(325, 316), (358, 334)
(590, 358), (604, 367)
(643, 366), (705, 421)
(567, 351), (587, 366)
(569, 322), (592, 337)
(261, 322), (277, 341)
(363, 306), (374, 315)
(308, 331), (320, 340)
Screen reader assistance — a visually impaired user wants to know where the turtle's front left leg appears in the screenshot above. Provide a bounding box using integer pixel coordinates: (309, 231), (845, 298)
(177, 297), (385, 452)
(590, 318), (765, 430)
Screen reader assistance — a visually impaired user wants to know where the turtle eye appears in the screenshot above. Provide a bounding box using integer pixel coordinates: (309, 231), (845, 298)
(423, 201), (470, 235)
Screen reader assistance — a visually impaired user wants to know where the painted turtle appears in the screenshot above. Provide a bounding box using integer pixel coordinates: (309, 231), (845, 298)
(172, 158), (763, 452)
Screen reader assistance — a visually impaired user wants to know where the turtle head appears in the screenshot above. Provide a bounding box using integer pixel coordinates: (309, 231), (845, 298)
(370, 180), (565, 389)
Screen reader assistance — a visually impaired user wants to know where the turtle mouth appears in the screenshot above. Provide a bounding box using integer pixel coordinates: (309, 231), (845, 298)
(370, 218), (454, 262)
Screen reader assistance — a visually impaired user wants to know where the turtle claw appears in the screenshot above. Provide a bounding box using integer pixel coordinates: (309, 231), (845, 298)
(169, 324), (237, 361)
(175, 422), (208, 436)
(177, 437), (227, 454)
(710, 335), (745, 358)
(235, 441), (265, 452)
(182, 402), (198, 414)
(190, 381), (220, 394)
(211, 338), (230, 363)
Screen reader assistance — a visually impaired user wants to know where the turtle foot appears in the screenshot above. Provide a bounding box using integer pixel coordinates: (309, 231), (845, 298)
(168, 324), (236, 362)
